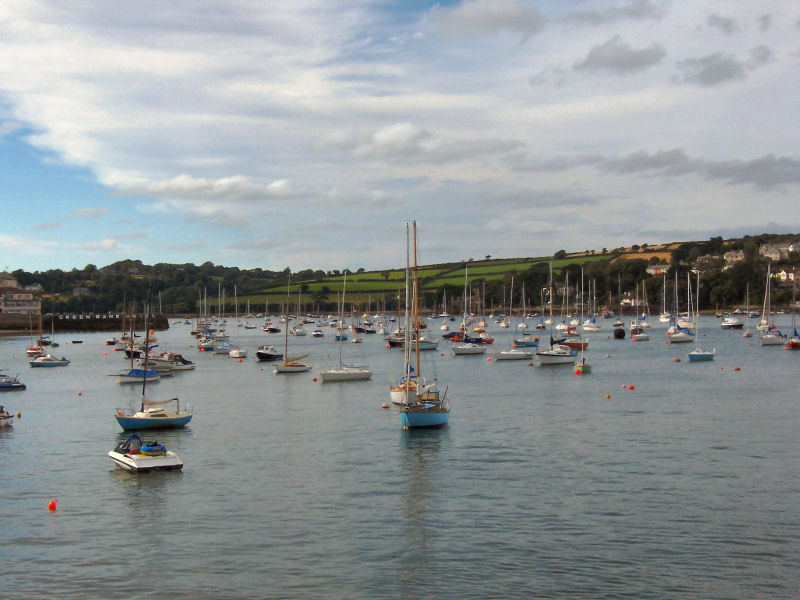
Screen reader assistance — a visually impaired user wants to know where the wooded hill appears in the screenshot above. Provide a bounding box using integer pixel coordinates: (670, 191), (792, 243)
(9, 233), (800, 315)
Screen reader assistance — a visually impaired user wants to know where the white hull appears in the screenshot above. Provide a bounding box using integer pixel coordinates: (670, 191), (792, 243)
(274, 363), (312, 373)
(228, 348), (248, 358)
(320, 366), (372, 381)
(495, 349), (533, 360)
(107, 450), (183, 472)
(452, 343), (485, 355)
(536, 345), (576, 365)
(760, 334), (784, 346)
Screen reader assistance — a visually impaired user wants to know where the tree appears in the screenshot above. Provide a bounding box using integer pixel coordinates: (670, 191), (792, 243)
(554, 249), (567, 260)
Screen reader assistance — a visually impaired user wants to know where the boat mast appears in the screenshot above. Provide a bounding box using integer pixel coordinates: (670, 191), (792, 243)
(413, 221), (421, 381)
(404, 224), (411, 387)
(284, 274), (291, 361)
(141, 289), (153, 411)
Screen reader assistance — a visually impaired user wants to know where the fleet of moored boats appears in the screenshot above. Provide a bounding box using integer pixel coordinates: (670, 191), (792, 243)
(4, 251), (798, 472)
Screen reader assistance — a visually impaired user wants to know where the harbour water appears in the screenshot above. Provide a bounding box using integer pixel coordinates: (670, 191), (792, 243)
(2, 315), (799, 599)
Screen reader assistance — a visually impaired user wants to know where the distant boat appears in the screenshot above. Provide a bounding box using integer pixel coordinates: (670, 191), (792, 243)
(320, 272), (372, 382)
(274, 276), (312, 374)
(0, 371), (26, 391)
(687, 273), (715, 362)
(1, 405), (16, 427)
(29, 354), (70, 367)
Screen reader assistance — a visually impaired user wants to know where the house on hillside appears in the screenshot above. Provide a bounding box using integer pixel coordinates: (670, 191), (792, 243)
(0, 274), (41, 315)
(759, 243), (796, 261)
(723, 250), (744, 269)
(646, 263), (670, 275)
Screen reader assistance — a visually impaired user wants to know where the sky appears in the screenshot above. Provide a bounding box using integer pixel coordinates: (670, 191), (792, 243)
(1, 0), (798, 274)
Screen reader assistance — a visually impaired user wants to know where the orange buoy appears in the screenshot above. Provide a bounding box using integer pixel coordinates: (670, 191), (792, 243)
(734, 366), (741, 371)
(78, 391), (82, 396)
(527, 361), (533, 366)
(605, 393), (610, 399)
(381, 402), (389, 409)
(674, 358), (681, 362)
(48, 500), (58, 512)
(16, 411), (21, 418)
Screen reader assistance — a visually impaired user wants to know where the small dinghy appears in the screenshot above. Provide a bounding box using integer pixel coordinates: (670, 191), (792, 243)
(108, 434), (183, 473)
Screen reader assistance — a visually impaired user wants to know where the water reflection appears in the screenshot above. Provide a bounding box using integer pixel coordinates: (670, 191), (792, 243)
(399, 428), (444, 567)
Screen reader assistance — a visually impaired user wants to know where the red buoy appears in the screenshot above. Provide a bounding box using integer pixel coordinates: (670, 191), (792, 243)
(48, 500), (58, 512)
(628, 384), (635, 391)
(312, 377), (318, 382)
(381, 402), (389, 409)
(574, 368), (581, 375)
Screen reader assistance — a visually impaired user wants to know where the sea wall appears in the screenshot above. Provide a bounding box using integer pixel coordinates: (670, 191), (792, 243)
(0, 313), (169, 332)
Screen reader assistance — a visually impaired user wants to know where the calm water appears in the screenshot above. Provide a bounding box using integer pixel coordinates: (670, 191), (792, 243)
(2, 315), (799, 599)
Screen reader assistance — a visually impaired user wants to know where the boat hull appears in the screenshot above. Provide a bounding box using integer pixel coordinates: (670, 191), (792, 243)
(496, 349), (533, 360)
(274, 363), (312, 373)
(108, 450), (183, 472)
(115, 414), (192, 430)
(400, 404), (450, 429)
(320, 367), (372, 382)
(688, 350), (715, 361)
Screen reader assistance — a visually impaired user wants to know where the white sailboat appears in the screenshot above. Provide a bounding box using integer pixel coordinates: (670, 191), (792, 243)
(497, 277), (533, 361)
(320, 272), (372, 381)
(687, 272), (715, 361)
(536, 264), (577, 366)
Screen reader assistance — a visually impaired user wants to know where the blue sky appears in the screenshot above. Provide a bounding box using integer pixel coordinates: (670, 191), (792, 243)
(1, 1), (798, 274)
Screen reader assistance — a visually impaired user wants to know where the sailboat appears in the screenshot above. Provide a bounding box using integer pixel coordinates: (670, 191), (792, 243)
(498, 277), (533, 360)
(400, 222), (450, 429)
(452, 266), (486, 355)
(229, 285), (247, 358)
(115, 290), (192, 430)
(536, 263), (577, 365)
(759, 263), (785, 345)
(391, 225), (436, 404)
(575, 268), (592, 373)
(784, 270), (799, 350)
(274, 275), (312, 373)
(320, 272), (372, 381)
(665, 272), (694, 343)
(687, 272), (715, 361)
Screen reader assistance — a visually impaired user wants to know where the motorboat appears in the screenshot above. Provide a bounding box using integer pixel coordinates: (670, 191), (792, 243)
(228, 346), (248, 358)
(512, 333), (539, 347)
(720, 316), (744, 330)
(149, 352), (196, 371)
(0, 372), (26, 391)
(630, 324), (650, 341)
(108, 434), (183, 472)
(29, 354), (70, 367)
(115, 397), (193, 430)
(311, 329), (324, 338)
(256, 345), (283, 361)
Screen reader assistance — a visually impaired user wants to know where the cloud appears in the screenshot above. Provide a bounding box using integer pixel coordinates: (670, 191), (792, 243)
(343, 122), (523, 164)
(81, 238), (118, 251)
(0, 121), (23, 137)
(758, 14), (772, 32)
(431, 0), (545, 40)
(676, 46), (772, 86)
(519, 148), (800, 190)
(119, 174), (305, 201)
(676, 52), (746, 86)
(34, 221), (61, 230)
(707, 14), (739, 35)
(71, 207), (110, 218)
(575, 36), (666, 73)
(562, 0), (661, 25)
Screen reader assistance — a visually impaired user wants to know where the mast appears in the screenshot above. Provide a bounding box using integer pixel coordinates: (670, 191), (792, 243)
(413, 221), (421, 380)
(284, 274), (291, 360)
(141, 289), (153, 411)
(404, 224), (411, 387)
